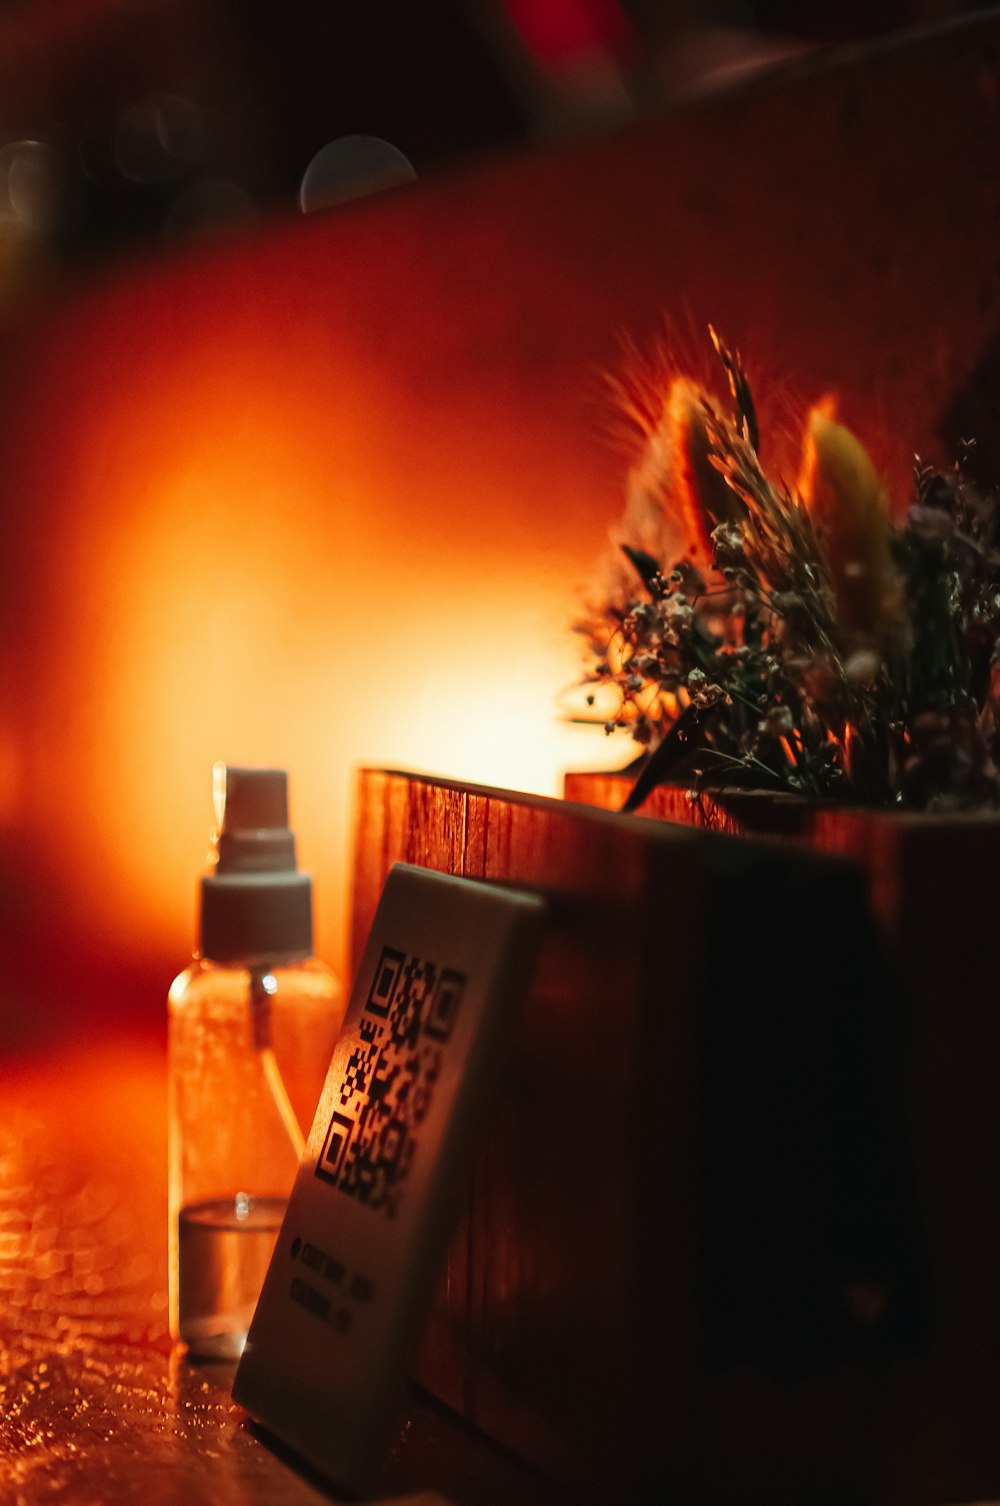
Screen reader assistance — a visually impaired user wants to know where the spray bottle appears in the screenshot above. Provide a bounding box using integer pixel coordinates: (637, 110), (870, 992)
(168, 764), (345, 1360)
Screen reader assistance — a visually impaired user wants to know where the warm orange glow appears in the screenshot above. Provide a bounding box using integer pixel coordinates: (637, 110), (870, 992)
(666, 376), (720, 563)
(796, 393), (839, 504)
(1, 210), (611, 981)
(32, 385), (596, 972)
(0, 728), (24, 829)
(634, 679), (662, 717)
(0, 73), (954, 998)
(844, 719), (855, 764)
(606, 628), (628, 675)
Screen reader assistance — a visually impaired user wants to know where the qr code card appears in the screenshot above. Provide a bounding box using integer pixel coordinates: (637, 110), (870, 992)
(232, 862), (545, 1491)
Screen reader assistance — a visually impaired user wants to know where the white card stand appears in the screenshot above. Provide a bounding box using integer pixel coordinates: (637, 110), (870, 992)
(232, 862), (546, 1493)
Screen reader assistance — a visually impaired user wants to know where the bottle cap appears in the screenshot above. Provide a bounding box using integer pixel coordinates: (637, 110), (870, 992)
(199, 764), (314, 963)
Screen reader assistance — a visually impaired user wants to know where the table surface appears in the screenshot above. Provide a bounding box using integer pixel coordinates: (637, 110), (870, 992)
(0, 1034), (562, 1506)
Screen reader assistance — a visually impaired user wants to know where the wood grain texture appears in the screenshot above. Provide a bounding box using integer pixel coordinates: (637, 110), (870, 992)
(350, 771), (926, 1503)
(351, 773), (703, 1495)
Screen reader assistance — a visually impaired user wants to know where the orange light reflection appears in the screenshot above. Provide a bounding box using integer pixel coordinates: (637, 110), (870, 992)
(14, 291), (602, 981)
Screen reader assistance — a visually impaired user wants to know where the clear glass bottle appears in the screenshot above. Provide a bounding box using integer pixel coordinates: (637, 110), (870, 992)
(168, 765), (345, 1361)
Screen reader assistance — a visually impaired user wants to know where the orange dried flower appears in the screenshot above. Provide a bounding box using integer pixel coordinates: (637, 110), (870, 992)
(664, 377), (746, 565)
(799, 407), (898, 644)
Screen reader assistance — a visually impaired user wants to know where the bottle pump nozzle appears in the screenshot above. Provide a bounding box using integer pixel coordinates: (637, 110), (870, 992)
(200, 763), (314, 963)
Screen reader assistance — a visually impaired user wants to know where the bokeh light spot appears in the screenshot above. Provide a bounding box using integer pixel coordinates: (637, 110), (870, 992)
(0, 141), (62, 236)
(299, 136), (416, 214)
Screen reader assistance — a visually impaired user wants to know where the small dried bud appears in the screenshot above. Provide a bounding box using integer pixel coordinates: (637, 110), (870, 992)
(693, 683), (729, 710)
(907, 504), (954, 545)
(844, 649), (881, 685)
(687, 668), (707, 689)
(626, 673), (643, 691)
(759, 705), (794, 738)
(662, 597), (694, 629)
(711, 521), (745, 568)
(911, 711), (950, 743)
(803, 657), (840, 705)
(773, 591), (805, 615)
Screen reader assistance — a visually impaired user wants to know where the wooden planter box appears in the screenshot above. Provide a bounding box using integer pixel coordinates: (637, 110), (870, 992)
(564, 769), (1000, 949)
(347, 768), (1000, 1506)
(564, 769), (1000, 1501)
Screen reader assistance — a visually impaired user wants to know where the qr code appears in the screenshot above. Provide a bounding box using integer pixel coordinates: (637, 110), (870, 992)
(314, 946), (466, 1217)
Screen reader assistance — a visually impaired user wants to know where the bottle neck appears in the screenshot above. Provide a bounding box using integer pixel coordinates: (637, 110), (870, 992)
(194, 948), (315, 970)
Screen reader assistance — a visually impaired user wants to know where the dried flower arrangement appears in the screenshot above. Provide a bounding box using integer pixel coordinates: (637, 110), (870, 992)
(576, 331), (1000, 813)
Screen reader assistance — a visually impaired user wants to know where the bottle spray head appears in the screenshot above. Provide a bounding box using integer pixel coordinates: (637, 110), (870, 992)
(199, 764), (313, 964)
(212, 764), (297, 875)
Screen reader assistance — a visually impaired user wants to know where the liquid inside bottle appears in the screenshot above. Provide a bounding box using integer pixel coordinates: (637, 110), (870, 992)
(168, 957), (344, 1359)
(177, 1193), (287, 1361)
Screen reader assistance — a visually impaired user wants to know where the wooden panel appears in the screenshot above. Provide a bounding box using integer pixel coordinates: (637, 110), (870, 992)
(474, 785), (703, 1486)
(351, 772), (704, 1493)
(350, 770), (480, 1414)
(349, 769), (923, 1502)
(565, 771), (1000, 945)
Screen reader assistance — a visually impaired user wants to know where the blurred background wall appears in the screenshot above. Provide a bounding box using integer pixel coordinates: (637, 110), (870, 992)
(1, 0), (997, 1041)
(0, 0), (984, 290)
